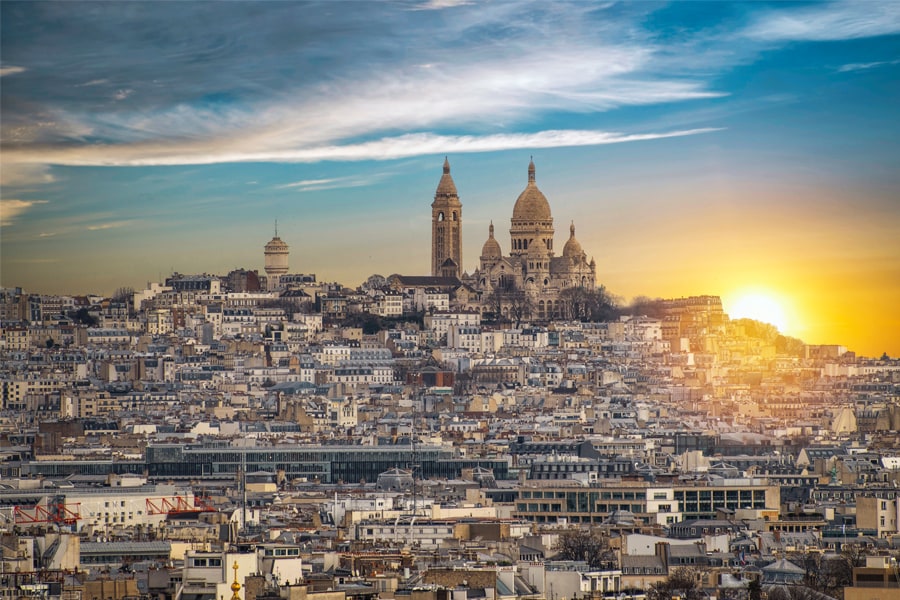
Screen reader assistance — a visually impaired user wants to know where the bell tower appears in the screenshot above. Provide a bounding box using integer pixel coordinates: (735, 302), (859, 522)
(431, 157), (463, 278)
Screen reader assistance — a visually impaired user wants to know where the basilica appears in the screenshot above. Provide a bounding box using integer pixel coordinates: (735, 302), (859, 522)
(431, 158), (597, 319)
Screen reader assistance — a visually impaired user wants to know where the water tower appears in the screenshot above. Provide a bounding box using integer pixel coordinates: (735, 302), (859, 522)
(264, 222), (289, 290)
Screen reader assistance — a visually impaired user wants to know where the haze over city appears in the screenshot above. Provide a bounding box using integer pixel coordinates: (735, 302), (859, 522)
(2, 1), (899, 357)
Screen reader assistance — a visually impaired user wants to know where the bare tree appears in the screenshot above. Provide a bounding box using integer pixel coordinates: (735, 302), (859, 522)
(559, 285), (619, 321)
(797, 551), (853, 598)
(553, 527), (616, 570)
(646, 567), (704, 600)
(626, 295), (666, 318)
(764, 585), (822, 600)
(484, 281), (533, 327)
(111, 286), (134, 304)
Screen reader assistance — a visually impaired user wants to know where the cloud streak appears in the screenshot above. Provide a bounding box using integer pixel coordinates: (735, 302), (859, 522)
(0, 199), (48, 226)
(276, 172), (397, 192)
(0, 163), (56, 187)
(745, 2), (900, 42)
(410, 0), (474, 10)
(86, 220), (133, 231)
(837, 59), (900, 72)
(6, 128), (722, 167)
(0, 65), (26, 77)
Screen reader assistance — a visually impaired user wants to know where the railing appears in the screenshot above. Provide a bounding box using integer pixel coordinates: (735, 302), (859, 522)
(821, 527), (878, 537)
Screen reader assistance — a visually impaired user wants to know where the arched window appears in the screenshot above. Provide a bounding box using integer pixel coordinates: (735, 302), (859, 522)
(452, 211), (457, 221)
(438, 212), (444, 221)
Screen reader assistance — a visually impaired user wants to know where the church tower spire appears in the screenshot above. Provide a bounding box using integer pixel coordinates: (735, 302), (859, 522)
(431, 157), (463, 278)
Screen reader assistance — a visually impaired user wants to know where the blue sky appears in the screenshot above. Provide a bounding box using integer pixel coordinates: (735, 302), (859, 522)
(1, 1), (899, 354)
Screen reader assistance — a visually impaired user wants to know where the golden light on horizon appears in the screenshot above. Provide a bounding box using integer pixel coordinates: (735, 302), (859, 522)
(724, 289), (792, 334)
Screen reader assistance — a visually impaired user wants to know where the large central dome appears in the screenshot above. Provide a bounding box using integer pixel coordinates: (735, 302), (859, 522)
(511, 159), (552, 222)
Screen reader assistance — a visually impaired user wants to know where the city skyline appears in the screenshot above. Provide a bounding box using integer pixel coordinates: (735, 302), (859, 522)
(2, 1), (899, 357)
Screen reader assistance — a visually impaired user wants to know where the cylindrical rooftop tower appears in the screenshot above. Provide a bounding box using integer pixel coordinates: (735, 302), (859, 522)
(264, 223), (289, 290)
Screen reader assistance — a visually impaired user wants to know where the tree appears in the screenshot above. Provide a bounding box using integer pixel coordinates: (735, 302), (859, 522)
(559, 286), (592, 320)
(646, 567), (703, 600)
(775, 334), (805, 357)
(559, 285), (619, 321)
(553, 527), (616, 570)
(71, 307), (98, 326)
(798, 551), (853, 598)
(764, 586), (821, 600)
(112, 286), (134, 304)
(747, 578), (762, 600)
(361, 314), (383, 335)
(484, 281), (534, 327)
(626, 295), (666, 318)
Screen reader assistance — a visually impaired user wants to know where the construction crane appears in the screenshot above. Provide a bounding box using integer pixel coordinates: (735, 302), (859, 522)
(14, 502), (81, 526)
(145, 495), (215, 515)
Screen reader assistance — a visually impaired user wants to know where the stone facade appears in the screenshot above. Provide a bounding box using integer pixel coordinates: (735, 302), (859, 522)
(431, 158), (463, 278)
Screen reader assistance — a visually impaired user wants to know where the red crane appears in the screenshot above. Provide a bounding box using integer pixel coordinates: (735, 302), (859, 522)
(14, 502), (81, 526)
(145, 496), (215, 515)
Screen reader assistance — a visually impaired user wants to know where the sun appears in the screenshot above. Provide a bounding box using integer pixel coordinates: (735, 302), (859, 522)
(727, 292), (789, 332)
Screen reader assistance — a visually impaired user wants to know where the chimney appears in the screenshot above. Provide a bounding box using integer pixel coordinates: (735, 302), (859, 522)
(655, 542), (671, 569)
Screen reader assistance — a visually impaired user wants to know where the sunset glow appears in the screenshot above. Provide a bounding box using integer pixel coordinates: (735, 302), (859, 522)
(725, 292), (790, 334)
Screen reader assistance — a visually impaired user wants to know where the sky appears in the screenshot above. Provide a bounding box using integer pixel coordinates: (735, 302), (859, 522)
(1, 1), (899, 357)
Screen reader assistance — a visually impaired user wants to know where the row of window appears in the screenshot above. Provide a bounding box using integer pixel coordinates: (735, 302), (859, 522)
(522, 490), (646, 500)
(191, 558), (223, 567)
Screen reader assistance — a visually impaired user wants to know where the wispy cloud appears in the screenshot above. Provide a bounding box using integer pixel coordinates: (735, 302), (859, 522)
(0, 199), (48, 226)
(1, 48), (723, 167)
(0, 65), (26, 77)
(278, 178), (339, 189)
(0, 163), (57, 187)
(267, 128), (726, 163)
(0, 2), (728, 173)
(5, 128), (721, 167)
(86, 220), (133, 231)
(75, 78), (110, 87)
(837, 59), (900, 72)
(745, 2), (900, 42)
(410, 0), (474, 11)
(276, 174), (390, 191)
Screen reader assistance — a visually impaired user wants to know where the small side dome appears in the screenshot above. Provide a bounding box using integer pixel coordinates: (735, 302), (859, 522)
(481, 222), (502, 259)
(562, 222), (583, 258)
